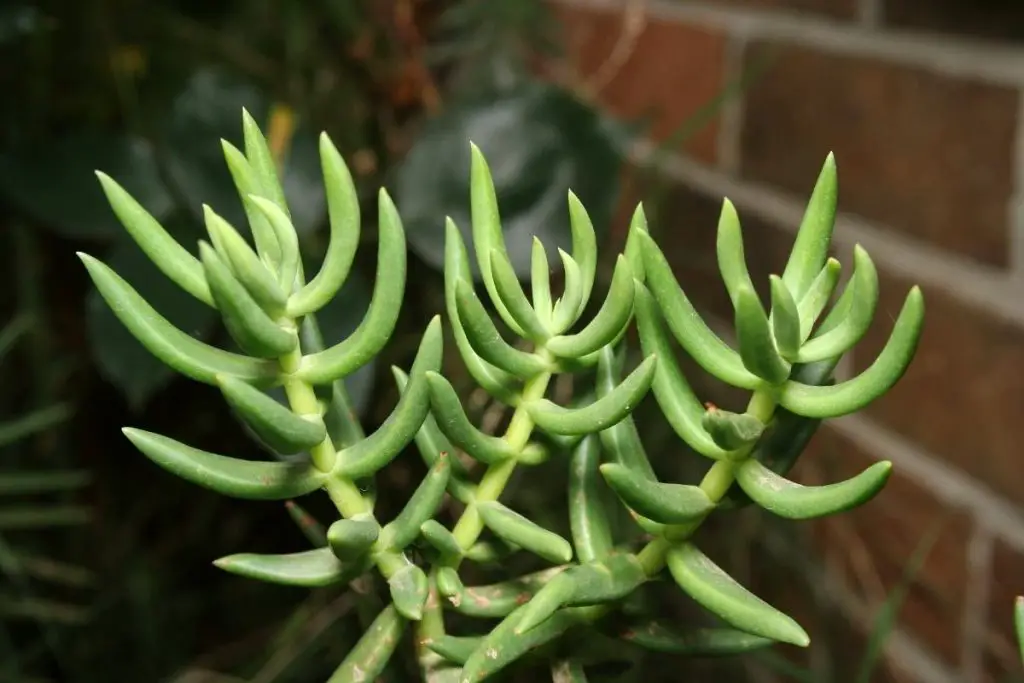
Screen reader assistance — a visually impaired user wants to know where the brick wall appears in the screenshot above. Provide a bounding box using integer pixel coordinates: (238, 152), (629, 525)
(550, 2), (1024, 682)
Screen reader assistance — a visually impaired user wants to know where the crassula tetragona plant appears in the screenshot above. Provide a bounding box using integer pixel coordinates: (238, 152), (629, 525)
(80, 110), (925, 682)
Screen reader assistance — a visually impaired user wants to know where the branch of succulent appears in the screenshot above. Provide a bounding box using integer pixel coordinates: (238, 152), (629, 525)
(80, 110), (925, 683)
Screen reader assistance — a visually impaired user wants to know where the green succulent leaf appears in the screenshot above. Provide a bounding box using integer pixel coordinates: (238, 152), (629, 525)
(701, 407), (765, 452)
(600, 464), (713, 525)
(123, 428), (325, 499)
(795, 245), (878, 363)
(595, 345), (658, 479)
(80, 253), (277, 386)
(620, 620), (773, 656)
(545, 255), (634, 359)
(393, 368), (475, 503)
(420, 520), (463, 559)
(327, 516), (379, 561)
(425, 372), (522, 464)
(779, 287), (924, 418)
(489, 247), (550, 342)
(526, 355), (656, 436)
(476, 501), (573, 564)
(551, 249), (585, 334)
(214, 547), (358, 587)
(220, 140), (283, 269)
(568, 434), (615, 564)
(735, 284), (791, 385)
(200, 241), (298, 358)
(622, 204), (648, 282)
(444, 218), (521, 405)
(335, 317), (442, 478)
(203, 206), (286, 314)
(288, 133), (361, 316)
(666, 543), (809, 646)
(566, 191), (599, 316)
(97, 172), (213, 306)
(715, 198), (755, 308)
(217, 375), (326, 455)
(427, 635), (481, 666)
(736, 458), (892, 519)
(514, 572), (575, 635)
(797, 258), (841, 341)
(639, 232), (761, 389)
(435, 565), (465, 599)
(532, 238), (554, 323)
(447, 567), (567, 618)
(296, 189), (406, 384)
(461, 602), (580, 683)
(781, 153), (837, 301)
(455, 279), (551, 380)
(380, 454), (452, 550)
(84, 238), (221, 408)
(241, 108), (289, 212)
(388, 562), (429, 620)
(328, 604), (406, 683)
(769, 276), (802, 360)
(634, 284), (728, 460)
(468, 143), (528, 337)
(246, 195), (300, 293)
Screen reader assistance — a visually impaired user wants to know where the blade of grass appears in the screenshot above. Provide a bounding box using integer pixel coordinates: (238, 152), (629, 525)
(853, 519), (946, 683)
(0, 404), (74, 449)
(0, 470), (91, 496)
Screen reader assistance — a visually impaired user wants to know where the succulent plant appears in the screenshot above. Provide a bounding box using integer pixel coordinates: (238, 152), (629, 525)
(79, 111), (924, 682)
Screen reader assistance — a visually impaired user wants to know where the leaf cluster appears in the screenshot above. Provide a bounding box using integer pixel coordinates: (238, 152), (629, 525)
(79, 112), (926, 682)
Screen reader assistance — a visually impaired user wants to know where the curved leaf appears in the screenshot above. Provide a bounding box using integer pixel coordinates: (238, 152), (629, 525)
(288, 133), (361, 316)
(666, 543), (809, 646)
(735, 458), (892, 519)
(780, 287), (924, 418)
(527, 355), (656, 436)
(214, 546), (358, 587)
(296, 189), (406, 384)
(335, 317), (443, 478)
(123, 428), (325, 499)
(80, 253), (277, 386)
(477, 501), (573, 564)
(545, 255), (634, 359)
(600, 464), (713, 525)
(639, 232), (761, 389)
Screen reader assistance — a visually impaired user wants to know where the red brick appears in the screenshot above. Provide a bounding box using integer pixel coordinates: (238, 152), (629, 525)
(794, 427), (970, 666)
(552, 4), (727, 164)
(985, 539), (1024, 682)
(851, 269), (1024, 502)
(740, 41), (1017, 266)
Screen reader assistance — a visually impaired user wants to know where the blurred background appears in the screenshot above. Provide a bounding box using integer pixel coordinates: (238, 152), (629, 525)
(1, 1), (1023, 682)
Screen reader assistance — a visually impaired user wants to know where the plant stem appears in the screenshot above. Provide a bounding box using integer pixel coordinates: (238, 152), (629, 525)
(449, 358), (553, 558)
(638, 387), (778, 575)
(279, 346), (370, 518)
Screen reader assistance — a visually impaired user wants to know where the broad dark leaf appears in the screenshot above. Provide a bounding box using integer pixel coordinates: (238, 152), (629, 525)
(0, 133), (172, 240)
(396, 81), (621, 277)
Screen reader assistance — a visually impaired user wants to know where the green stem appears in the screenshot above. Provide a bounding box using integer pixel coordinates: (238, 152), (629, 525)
(639, 387), (778, 574)
(450, 359), (553, 559)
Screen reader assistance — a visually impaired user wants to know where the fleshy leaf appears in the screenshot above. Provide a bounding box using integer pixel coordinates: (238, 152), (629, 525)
(735, 458), (892, 519)
(123, 428), (324, 499)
